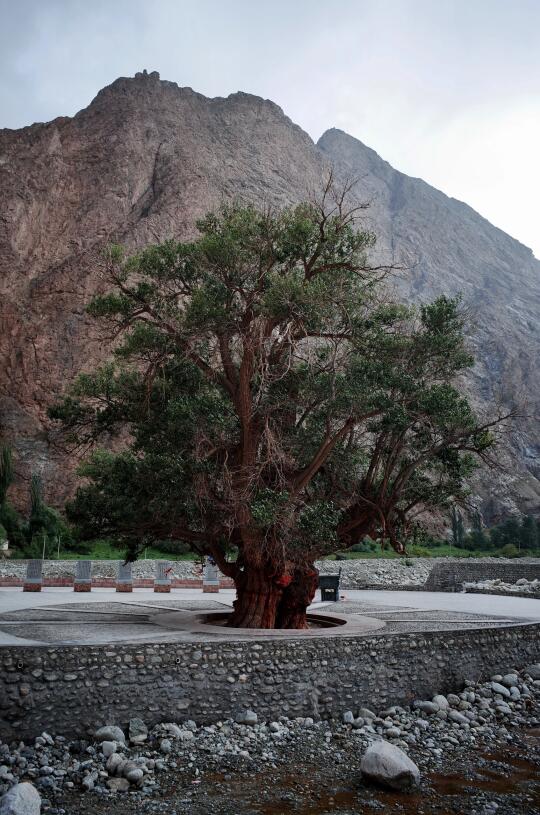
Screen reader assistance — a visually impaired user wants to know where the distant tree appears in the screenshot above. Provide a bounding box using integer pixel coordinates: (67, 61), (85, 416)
(26, 473), (75, 554)
(490, 516), (523, 552)
(51, 189), (508, 628)
(450, 504), (465, 548)
(466, 509), (487, 551)
(520, 515), (538, 551)
(0, 445), (25, 550)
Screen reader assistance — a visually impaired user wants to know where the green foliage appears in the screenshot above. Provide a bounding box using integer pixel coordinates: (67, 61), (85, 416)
(499, 543), (521, 558)
(520, 515), (538, 550)
(0, 445), (13, 504)
(49, 198), (502, 567)
(0, 500), (25, 550)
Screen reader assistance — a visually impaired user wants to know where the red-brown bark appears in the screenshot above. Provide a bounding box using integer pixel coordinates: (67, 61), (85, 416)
(276, 566), (318, 629)
(227, 566), (285, 628)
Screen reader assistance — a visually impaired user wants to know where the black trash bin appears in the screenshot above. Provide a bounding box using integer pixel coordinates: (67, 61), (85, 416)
(318, 570), (341, 602)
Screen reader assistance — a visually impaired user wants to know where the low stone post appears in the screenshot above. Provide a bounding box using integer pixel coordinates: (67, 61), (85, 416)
(116, 561), (133, 593)
(74, 560), (92, 592)
(154, 561), (172, 593)
(23, 559), (43, 592)
(202, 556), (220, 593)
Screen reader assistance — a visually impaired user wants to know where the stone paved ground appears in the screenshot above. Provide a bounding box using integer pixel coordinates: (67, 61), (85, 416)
(1, 588), (540, 646)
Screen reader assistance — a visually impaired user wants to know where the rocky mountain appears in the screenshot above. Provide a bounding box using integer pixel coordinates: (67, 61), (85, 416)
(0, 71), (538, 519)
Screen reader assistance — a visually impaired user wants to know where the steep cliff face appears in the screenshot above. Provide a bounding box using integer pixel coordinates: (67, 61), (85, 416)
(0, 73), (538, 517)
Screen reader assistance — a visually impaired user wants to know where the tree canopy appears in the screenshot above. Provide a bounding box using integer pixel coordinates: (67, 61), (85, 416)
(50, 185), (506, 627)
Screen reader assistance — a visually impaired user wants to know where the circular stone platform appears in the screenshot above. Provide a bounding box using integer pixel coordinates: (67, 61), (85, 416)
(0, 602), (385, 645)
(0, 587), (532, 647)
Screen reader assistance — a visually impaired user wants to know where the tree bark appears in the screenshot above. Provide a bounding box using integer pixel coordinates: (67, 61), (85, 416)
(227, 566), (285, 628)
(276, 566), (318, 629)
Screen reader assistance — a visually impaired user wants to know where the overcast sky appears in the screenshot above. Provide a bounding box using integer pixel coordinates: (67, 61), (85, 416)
(1, 0), (539, 256)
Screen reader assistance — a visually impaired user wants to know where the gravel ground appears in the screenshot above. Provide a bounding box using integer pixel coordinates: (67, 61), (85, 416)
(2, 666), (540, 814)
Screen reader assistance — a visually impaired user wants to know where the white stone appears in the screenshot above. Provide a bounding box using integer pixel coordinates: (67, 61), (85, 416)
(0, 783), (41, 815)
(125, 768), (144, 784)
(360, 740), (420, 791)
(101, 741), (116, 758)
(95, 726), (125, 745)
(432, 694), (449, 710)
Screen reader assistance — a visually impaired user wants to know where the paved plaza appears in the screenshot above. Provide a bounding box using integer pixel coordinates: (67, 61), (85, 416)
(1, 586), (539, 646)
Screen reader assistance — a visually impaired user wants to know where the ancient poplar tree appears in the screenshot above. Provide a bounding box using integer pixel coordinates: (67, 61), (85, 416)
(51, 182), (504, 628)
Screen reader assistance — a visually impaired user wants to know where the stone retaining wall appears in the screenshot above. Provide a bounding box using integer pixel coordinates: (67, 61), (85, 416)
(1, 624), (539, 742)
(425, 561), (540, 592)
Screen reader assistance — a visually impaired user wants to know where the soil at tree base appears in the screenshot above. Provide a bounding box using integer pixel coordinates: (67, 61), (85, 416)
(53, 726), (540, 815)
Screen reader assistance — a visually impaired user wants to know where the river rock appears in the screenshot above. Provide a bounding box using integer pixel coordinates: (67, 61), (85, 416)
(0, 783), (41, 815)
(448, 710), (469, 725)
(125, 768), (144, 784)
(94, 726), (125, 745)
(491, 682), (511, 698)
(101, 741), (117, 758)
(128, 718), (148, 744)
(413, 701), (439, 715)
(525, 664), (540, 680)
(360, 740), (420, 791)
(235, 710), (258, 726)
(107, 778), (129, 792)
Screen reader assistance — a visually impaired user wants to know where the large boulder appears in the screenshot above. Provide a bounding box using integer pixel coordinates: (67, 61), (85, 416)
(0, 782), (41, 815)
(361, 740), (420, 791)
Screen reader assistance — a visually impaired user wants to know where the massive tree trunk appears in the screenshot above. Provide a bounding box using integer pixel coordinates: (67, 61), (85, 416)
(276, 566), (318, 629)
(227, 566), (285, 628)
(227, 562), (318, 629)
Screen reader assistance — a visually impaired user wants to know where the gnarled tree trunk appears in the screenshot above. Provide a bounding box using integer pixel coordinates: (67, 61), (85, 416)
(227, 566), (285, 628)
(276, 566), (318, 629)
(227, 562), (318, 629)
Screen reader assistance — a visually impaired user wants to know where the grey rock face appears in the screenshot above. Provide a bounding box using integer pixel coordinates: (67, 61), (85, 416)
(0, 783), (41, 815)
(360, 740), (420, 790)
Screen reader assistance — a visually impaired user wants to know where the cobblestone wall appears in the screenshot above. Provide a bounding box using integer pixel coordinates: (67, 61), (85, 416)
(425, 562), (540, 591)
(1, 624), (539, 742)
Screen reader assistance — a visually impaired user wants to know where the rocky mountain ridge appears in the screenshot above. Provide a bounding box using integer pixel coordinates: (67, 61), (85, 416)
(0, 71), (538, 518)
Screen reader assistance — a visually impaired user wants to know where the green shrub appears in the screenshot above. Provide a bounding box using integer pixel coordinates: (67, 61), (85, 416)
(407, 544), (432, 558)
(152, 539), (192, 556)
(499, 543), (521, 558)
